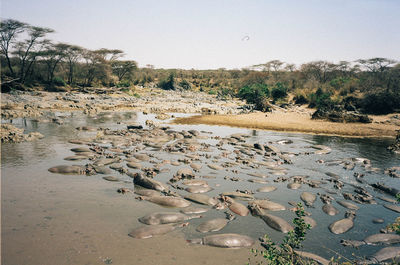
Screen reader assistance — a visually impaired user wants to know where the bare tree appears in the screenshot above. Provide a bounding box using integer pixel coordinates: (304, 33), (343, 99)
(63, 44), (83, 85)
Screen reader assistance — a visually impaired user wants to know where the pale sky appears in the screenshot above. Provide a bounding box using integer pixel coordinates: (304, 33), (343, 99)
(2, 0), (399, 69)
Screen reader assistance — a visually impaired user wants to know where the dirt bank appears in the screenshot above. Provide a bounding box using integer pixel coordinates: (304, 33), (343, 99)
(172, 106), (400, 138)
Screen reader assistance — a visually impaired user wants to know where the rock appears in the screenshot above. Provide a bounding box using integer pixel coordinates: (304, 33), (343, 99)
(1, 124), (43, 143)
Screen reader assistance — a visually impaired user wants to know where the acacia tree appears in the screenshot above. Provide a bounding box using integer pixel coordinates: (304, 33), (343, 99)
(12, 25), (54, 84)
(39, 42), (68, 83)
(63, 44), (83, 85)
(111, 60), (137, 81)
(0, 19), (27, 77)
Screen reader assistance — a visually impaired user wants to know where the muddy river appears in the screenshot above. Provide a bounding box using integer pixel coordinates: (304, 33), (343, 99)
(2, 111), (399, 265)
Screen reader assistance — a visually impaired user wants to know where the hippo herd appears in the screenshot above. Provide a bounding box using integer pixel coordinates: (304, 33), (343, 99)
(47, 116), (400, 264)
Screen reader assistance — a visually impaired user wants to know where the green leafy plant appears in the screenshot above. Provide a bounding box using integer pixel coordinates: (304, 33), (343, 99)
(248, 203), (313, 265)
(158, 73), (175, 90)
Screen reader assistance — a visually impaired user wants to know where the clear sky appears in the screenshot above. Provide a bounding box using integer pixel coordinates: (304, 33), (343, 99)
(2, 0), (399, 69)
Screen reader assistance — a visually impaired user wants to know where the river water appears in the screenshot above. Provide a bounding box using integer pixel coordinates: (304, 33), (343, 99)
(2, 111), (399, 265)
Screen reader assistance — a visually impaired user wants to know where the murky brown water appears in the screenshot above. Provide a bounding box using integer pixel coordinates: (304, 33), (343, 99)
(2, 111), (399, 265)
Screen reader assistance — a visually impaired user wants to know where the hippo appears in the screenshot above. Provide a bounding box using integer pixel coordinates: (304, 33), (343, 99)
(139, 212), (201, 225)
(92, 165), (112, 174)
(184, 194), (219, 206)
(337, 200), (359, 210)
(180, 206), (209, 214)
(300, 192), (316, 207)
(132, 173), (168, 192)
(364, 233), (400, 245)
(182, 179), (208, 186)
(187, 233), (254, 248)
(185, 186), (213, 194)
(190, 163), (202, 171)
(256, 186), (277, 193)
(329, 211), (355, 234)
(304, 216), (317, 228)
(71, 147), (91, 153)
(139, 196), (191, 208)
(127, 162), (142, 169)
(196, 218), (228, 233)
(64, 155), (88, 161)
(294, 251), (330, 265)
(362, 247), (400, 264)
(133, 153), (150, 161)
(48, 165), (86, 175)
(250, 200), (286, 211)
(102, 176), (119, 182)
(249, 203), (293, 233)
(94, 158), (119, 166)
(221, 192), (254, 201)
(287, 183), (301, 190)
(222, 196), (249, 216)
(128, 222), (188, 239)
(322, 204), (339, 216)
(134, 188), (160, 197)
(383, 204), (400, 213)
(207, 164), (223, 170)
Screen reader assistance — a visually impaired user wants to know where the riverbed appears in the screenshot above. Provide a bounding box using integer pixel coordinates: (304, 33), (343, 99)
(2, 111), (399, 265)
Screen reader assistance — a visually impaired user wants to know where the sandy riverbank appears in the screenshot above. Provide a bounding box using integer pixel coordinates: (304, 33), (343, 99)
(172, 106), (400, 138)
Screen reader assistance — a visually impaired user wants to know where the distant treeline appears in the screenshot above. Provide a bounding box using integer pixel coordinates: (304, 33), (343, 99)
(1, 19), (399, 114)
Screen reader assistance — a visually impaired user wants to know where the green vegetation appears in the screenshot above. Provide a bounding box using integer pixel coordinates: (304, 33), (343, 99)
(248, 203), (313, 265)
(1, 18), (399, 116)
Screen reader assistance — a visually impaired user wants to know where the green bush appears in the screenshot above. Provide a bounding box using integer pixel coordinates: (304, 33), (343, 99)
(208, 89), (217, 95)
(249, 203), (312, 265)
(237, 83), (270, 111)
(116, 80), (131, 88)
(308, 88), (334, 109)
(361, 90), (400, 114)
(158, 73), (175, 90)
(179, 79), (192, 90)
(293, 94), (309, 105)
(271, 82), (287, 101)
(53, 77), (66, 86)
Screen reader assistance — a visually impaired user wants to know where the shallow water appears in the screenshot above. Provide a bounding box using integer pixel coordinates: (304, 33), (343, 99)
(2, 111), (399, 265)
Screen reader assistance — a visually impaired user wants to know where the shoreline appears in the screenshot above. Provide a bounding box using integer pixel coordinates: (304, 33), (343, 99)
(172, 108), (400, 138)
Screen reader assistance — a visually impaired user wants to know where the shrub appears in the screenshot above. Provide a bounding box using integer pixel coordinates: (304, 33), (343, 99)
(293, 94), (309, 105)
(248, 203), (312, 265)
(237, 83), (270, 111)
(271, 82), (287, 101)
(308, 88), (334, 110)
(179, 79), (192, 90)
(208, 89), (217, 95)
(116, 80), (131, 88)
(361, 90), (400, 114)
(53, 77), (66, 86)
(158, 73), (175, 90)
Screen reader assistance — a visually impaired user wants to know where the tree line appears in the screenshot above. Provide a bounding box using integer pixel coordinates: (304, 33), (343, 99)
(1, 18), (399, 114)
(1, 19), (137, 90)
